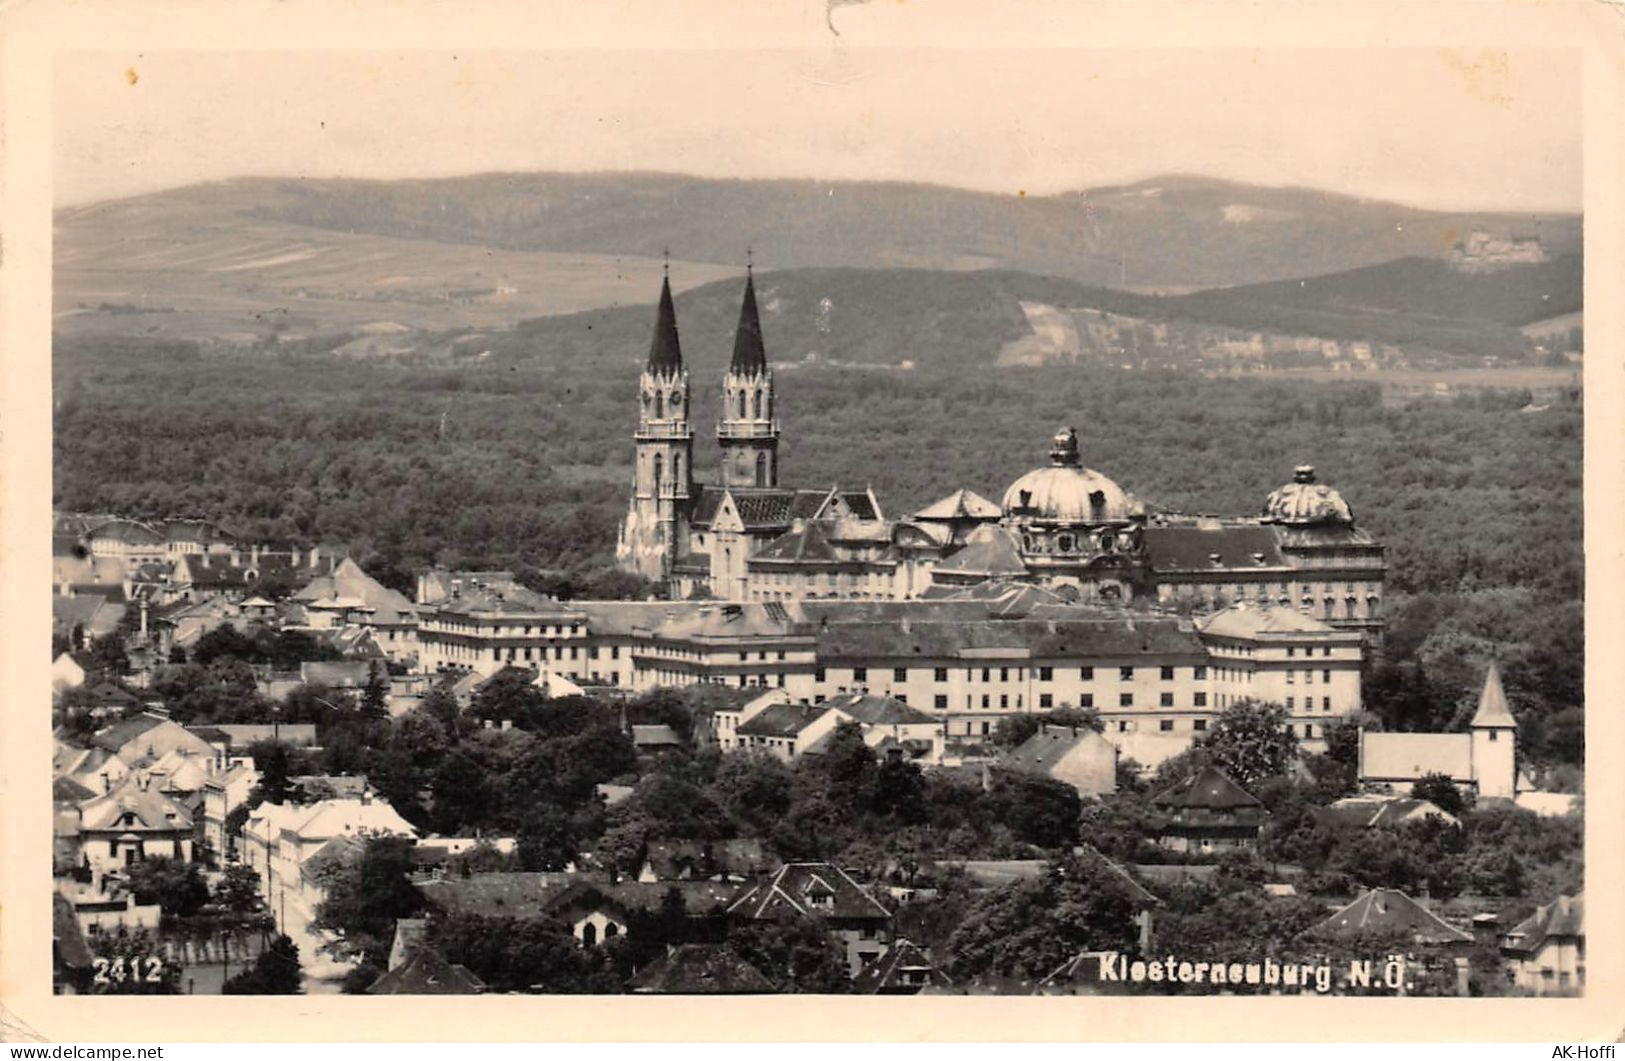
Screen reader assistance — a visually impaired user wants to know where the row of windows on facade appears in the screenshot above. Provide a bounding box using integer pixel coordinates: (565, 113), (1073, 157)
(427, 621), (584, 637)
(815, 664), (1222, 683)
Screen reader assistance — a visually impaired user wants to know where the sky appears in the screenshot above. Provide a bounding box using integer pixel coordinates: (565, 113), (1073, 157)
(54, 47), (1581, 211)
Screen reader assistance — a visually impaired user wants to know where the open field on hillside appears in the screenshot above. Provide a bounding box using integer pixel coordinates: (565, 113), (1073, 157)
(55, 194), (737, 342)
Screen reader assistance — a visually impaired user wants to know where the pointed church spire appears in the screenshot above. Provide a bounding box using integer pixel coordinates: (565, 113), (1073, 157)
(729, 269), (768, 374)
(1471, 662), (1517, 728)
(647, 275), (683, 373)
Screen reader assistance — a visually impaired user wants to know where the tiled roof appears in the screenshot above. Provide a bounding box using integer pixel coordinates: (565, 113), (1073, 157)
(1144, 524), (1286, 572)
(730, 489), (832, 529)
(415, 872), (578, 918)
(87, 519), (164, 545)
(1002, 725), (1113, 775)
(1313, 797), (1460, 830)
(1197, 602), (1337, 639)
(627, 943), (775, 994)
(90, 714), (169, 754)
(1502, 892), (1583, 956)
(1306, 889), (1472, 945)
(366, 948), (486, 995)
(913, 489), (1001, 522)
(752, 522), (842, 564)
(688, 486), (724, 528)
(54, 894), (95, 971)
(853, 938), (952, 994)
(53, 595), (124, 638)
(818, 691), (938, 726)
(1151, 765), (1263, 812)
(736, 702), (832, 738)
(292, 558), (419, 624)
(929, 528), (1028, 578)
(1359, 732), (1473, 783)
(78, 782), (193, 832)
(729, 863), (891, 922)
(53, 776), (97, 802)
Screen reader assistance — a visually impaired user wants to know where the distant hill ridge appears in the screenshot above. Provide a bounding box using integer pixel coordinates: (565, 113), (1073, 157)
(59, 171), (1581, 292)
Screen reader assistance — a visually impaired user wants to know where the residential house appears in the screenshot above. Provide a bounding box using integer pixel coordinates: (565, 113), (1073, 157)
(1501, 892), (1584, 997)
(627, 944), (776, 994)
(75, 779), (195, 888)
(91, 710), (217, 767)
(414, 872), (739, 949)
(728, 863), (893, 976)
(292, 557), (422, 664)
(1311, 795), (1461, 832)
(999, 723), (1117, 797)
(242, 796), (416, 932)
(852, 938), (952, 994)
(54, 740), (131, 798)
(1304, 888), (1474, 994)
(1149, 764), (1267, 855)
(53, 594), (127, 645)
(200, 760), (260, 860)
(366, 947), (486, 995)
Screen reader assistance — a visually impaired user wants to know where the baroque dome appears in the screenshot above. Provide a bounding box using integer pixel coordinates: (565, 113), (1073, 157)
(1263, 465), (1353, 525)
(1001, 427), (1138, 524)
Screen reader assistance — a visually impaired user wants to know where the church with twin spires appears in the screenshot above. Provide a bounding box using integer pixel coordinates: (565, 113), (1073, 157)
(617, 270), (1386, 644)
(615, 269), (885, 599)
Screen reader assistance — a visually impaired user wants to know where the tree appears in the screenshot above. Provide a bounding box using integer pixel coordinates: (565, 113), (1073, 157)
(124, 858), (210, 919)
(223, 934), (304, 994)
(1411, 772), (1468, 816)
(985, 771), (1082, 850)
(727, 913), (850, 993)
(946, 856), (1144, 981)
(361, 659), (389, 721)
(1201, 700), (1300, 789)
(431, 912), (618, 993)
(313, 836), (423, 968)
(212, 864), (264, 915)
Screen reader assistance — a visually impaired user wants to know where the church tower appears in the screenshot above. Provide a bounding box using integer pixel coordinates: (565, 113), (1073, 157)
(616, 272), (693, 581)
(717, 267), (780, 489)
(1470, 661), (1518, 799)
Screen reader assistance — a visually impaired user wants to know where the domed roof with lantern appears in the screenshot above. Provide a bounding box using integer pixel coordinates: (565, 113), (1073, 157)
(1262, 465), (1353, 525)
(1001, 427), (1139, 524)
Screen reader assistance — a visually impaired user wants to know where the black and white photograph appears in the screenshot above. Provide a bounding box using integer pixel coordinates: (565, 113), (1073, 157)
(4, 0), (1622, 1043)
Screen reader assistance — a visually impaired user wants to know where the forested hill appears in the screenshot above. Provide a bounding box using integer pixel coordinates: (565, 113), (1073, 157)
(1174, 253), (1584, 333)
(489, 262), (1565, 371)
(62, 172), (1582, 292)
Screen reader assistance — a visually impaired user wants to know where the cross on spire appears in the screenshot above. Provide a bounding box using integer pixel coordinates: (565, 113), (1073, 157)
(662, 246), (670, 279)
(746, 244), (753, 275)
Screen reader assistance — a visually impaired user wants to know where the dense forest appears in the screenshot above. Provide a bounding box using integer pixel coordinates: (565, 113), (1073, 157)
(54, 336), (1584, 759)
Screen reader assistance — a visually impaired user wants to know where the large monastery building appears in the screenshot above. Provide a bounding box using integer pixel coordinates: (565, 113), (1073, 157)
(615, 272), (1386, 644)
